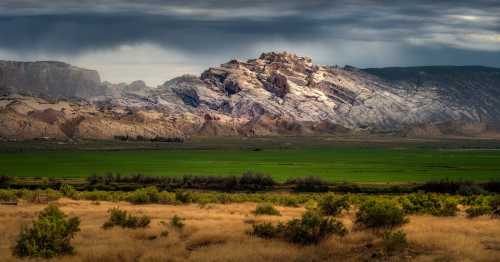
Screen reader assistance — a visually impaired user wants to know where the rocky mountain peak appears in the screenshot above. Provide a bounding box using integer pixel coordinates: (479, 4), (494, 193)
(258, 51), (312, 65)
(198, 51), (321, 100)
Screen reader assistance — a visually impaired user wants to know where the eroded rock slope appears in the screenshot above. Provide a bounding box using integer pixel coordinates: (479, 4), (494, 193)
(1, 52), (499, 140)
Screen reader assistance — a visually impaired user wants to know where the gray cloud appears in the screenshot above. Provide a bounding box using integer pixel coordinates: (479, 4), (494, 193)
(1, 0), (500, 85)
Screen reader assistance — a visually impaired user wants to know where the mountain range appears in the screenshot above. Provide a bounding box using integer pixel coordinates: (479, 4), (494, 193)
(1, 52), (500, 140)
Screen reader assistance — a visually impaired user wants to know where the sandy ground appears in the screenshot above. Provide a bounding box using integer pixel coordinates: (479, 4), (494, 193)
(1, 199), (500, 261)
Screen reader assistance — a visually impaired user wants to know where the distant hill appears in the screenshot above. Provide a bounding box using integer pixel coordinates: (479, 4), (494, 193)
(0, 60), (104, 99)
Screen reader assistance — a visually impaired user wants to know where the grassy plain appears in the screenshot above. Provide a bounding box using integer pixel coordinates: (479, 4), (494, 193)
(1, 137), (500, 182)
(0, 199), (499, 261)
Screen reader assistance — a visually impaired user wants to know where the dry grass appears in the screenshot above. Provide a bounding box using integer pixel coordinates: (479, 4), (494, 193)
(0, 199), (499, 261)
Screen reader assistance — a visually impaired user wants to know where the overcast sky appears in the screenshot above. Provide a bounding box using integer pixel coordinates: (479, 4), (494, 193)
(1, 0), (500, 86)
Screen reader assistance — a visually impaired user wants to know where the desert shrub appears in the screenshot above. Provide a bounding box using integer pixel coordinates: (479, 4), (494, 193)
(158, 191), (176, 204)
(400, 193), (440, 214)
(399, 193), (458, 216)
(432, 199), (458, 217)
(280, 197), (300, 207)
(382, 230), (408, 253)
(12, 205), (80, 258)
(46, 189), (62, 201)
(59, 184), (77, 198)
(489, 195), (500, 210)
(126, 186), (160, 204)
(250, 210), (346, 245)
(319, 194), (349, 216)
(282, 210), (347, 245)
(78, 191), (118, 202)
(18, 189), (62, 203)
(15, 189), (31, 200)
(250, 222), (282, 239)
(304, 199), (319, 210)
(356, 200), (407, 229)
(175, 190), (193, 203)
(160, 230), (169, 237)
(170, 215), (185, 229)
(103, 208), (150, 229)
(0, 189), (17, 202)
(253, 203), (281, 216)
(460, 195), (489, 206)
(489, 195), (500, 217)
(157, 220), (170, 237)
(63, 190), (319, 206)
(466, 206), (492, 218)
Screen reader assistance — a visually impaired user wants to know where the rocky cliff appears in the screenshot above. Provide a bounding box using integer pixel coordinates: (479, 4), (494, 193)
(1, 52), (500, 141)
(0, 61), (104, 99)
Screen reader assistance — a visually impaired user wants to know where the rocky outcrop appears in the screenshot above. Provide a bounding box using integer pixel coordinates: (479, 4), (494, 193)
(0, 61), (104, 99)
(363, 66), (500, 123)
(1, 52), (500, 140)
(263, 72), (289, 98)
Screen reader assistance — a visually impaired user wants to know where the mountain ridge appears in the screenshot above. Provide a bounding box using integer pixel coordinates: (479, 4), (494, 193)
(1, 51), (499, 140)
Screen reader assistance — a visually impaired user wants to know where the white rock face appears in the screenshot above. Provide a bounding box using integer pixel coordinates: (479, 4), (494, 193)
(154, 52), (496, 134)
(1, 51), (500, 140)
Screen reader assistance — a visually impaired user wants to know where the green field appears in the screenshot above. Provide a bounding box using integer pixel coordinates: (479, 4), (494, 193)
(1, 138), (500, 182)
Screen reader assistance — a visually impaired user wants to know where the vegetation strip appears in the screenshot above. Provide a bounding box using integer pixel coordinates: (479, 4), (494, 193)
(2, 174), (500, 194)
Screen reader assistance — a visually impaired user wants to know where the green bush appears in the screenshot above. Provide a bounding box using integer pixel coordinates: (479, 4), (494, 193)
(103, 208), (150, 229)
(251, 210), (347, 245)
(489, 195), (500, 216)
(356, 200), (408, 229)
(158, 191), (176, 204)
(304, 199), (318, 210)
(253, 203), (281, 216)
(250, 222), (282, 239)
(460, 195), (489, 206)
(432, 200), (458, 217)
(17, 189), (62, 203)
(399, 193), (458, 216)
(382, 230), (408, 253)
(78, 191), (117, 202)
(60, 184), (77, 198)
(283, 210), (347, 245)
(319, 194), (349, 216)
(466, 206), (492, 218)
(126, 186), (160, 204)
(0, 189), (17, 202)
(170, 215), (185, 229)
(160, 230), (169, 237)
(175, 190), (193, 203)
(46, 189), (63, 202)
(12, 205), (80, 258)
(279, 197), (300, 207)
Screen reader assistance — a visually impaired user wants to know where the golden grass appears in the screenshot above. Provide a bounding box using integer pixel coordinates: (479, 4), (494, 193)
(0, 199), (499, 261)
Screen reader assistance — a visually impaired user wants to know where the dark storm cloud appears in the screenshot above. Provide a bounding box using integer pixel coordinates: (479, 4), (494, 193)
(0, 13), (329, 54)
(1, 0), (500, 78)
